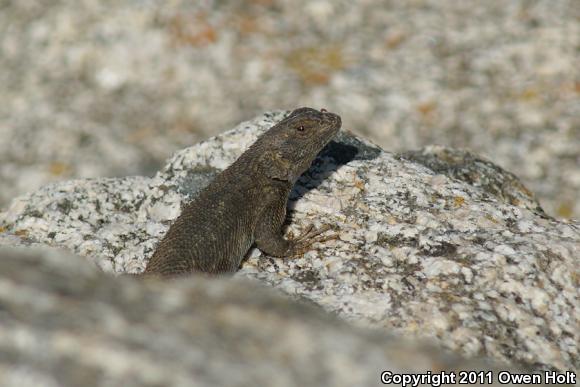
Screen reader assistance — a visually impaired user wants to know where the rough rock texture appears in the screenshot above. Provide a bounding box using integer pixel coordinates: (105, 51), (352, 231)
(1, 0), (579, 218)
(1, 112), (578, 375)
(1, 246), (516, 387)
(399, 146), (546, 216)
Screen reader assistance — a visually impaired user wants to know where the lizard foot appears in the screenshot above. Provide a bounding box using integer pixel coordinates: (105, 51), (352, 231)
(285, 224), (338, 257)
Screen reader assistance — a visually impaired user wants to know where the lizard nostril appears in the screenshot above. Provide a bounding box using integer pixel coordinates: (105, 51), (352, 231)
(320, 108), (327, 113)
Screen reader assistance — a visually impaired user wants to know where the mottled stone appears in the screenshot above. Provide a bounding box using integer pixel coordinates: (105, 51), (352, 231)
(0, 246), (517, 387)
(0, 1), (578, 219)
(1, 112), (578, 374)
(399, 146), (545, 215)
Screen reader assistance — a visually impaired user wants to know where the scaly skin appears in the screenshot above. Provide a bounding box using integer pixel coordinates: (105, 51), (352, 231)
(144, 107), (341, 276)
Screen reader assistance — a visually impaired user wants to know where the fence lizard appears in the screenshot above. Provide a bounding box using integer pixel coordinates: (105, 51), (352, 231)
(143, 107), (341, 276)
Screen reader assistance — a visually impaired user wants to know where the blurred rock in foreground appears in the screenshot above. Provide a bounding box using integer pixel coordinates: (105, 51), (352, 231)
(1, 112), (578, 383)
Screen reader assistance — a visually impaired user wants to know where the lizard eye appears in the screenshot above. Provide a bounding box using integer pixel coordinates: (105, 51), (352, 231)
(297, 125), (305, 132)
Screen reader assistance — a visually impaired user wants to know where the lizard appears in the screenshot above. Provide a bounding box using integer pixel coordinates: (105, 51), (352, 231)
(143, 107), (342, 277)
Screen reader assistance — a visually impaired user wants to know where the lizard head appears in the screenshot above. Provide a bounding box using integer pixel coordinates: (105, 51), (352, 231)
(254, 107), (341, 183)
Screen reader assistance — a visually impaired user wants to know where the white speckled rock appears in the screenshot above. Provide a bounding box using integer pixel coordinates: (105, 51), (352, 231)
(1, 111), (578, 373)
(0, 246), (530, 387)
(1, 1), (578, 220)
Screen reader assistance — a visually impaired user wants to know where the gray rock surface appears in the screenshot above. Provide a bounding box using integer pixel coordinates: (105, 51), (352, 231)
(1, 111), (578, 376)
(399, 146), (546, 216)
(0, 246), (535, 387)
(1, 0), (578, 218)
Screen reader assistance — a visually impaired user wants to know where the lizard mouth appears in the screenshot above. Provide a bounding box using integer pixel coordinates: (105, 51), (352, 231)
(320, 110), (342, 138)
(325, 112), (341, 127)
(320, 108), (341, 124)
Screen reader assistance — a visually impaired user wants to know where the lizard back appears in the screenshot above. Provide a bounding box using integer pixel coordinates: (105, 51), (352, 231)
(143, 107), (341, 276)
(144, 171), (278, 275)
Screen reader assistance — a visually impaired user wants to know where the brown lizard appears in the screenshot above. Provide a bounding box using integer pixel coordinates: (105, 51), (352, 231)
(143, 107), (341, 276)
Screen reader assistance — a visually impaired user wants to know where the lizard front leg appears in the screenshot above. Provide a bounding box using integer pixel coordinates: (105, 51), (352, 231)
(254, 195), (335, 257)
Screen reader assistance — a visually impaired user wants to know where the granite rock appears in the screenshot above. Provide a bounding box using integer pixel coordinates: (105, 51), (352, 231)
(0, 0), (578, 218)
(1, 111), (578, 374)
(2, 246), (517, 387)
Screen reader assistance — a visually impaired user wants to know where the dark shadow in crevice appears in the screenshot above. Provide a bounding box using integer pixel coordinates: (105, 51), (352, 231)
(290, 130), (382, 201)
